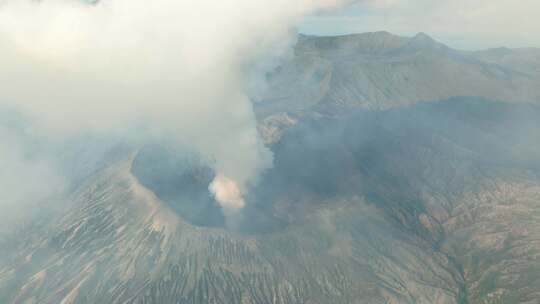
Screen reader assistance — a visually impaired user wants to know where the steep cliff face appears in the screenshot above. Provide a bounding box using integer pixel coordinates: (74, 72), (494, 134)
(1, 33), (540, 304)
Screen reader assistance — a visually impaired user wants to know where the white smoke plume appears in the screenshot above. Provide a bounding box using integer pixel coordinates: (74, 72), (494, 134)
(208, 173), (245, 213)
(0, 0), (346, 213)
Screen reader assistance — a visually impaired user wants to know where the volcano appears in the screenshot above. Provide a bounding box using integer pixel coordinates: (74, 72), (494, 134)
(1, 32), (540, 304)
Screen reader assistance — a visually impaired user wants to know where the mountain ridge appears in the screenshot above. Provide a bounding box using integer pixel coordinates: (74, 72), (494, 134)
(256, 31), (540, 118)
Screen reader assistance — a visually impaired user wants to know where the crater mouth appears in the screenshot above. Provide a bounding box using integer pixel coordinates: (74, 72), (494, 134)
(130, 144), (288, 234)
(131, 145), (226, 228)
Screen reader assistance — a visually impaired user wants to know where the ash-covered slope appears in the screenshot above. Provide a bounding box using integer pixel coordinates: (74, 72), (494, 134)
(2, 98), (540, 304)
(1, 33), (540, 304)
(0, 144), (463, 304)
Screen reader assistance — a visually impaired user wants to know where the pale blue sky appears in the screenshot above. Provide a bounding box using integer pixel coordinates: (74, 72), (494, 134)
(299, 1), (540, 50)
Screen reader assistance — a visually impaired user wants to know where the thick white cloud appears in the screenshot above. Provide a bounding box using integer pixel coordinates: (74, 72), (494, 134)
(0, 0), (346, 214)
(301, 0), (540, 49)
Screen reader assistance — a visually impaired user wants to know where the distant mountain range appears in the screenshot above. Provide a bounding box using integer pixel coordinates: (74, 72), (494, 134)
(1, 32), (540, 304)
(257, 31), (540, 117)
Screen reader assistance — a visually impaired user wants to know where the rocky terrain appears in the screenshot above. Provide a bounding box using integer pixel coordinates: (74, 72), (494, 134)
(1, 32), (540, 304)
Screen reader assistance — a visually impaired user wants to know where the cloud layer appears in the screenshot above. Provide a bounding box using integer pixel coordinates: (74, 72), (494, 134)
(0, 0), (345, 214)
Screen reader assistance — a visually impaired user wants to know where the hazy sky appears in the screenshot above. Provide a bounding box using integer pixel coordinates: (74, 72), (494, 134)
(300, 0), (540, 50)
